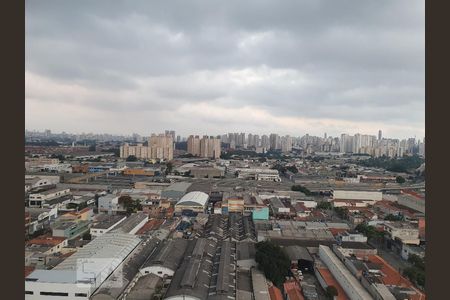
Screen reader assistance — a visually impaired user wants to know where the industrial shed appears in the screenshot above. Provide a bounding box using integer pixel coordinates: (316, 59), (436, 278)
(175, 191), (209, 214)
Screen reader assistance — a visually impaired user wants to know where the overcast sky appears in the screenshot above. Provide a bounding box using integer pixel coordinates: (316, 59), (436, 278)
(25, 0), (424, 139)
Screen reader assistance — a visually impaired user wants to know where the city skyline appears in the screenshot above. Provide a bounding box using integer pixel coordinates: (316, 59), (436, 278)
(26, 1), (424, 139)
(25, 127), (424, 141)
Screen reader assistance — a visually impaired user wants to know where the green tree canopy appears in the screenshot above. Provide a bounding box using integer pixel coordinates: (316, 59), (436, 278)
(255, 241), (290, 287)
(126, 155), (138, 162)
(396, 176), (406, 184)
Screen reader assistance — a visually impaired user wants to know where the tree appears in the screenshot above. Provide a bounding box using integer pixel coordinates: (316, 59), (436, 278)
(291, 185), (312, 196)
(317, 201), (332, 210)
(286, 165), (299, 174)
(255, 241), (290, 287)
(396, 176), (406, 184)
(126, 155), (138, 162)
(82, 232), (92, 240)
(384, 214), (404, 221)
(326, 286), (338, 299)
(165, 162), (173, 175)
(333, 207), (348, 219)
(355, 223), (384, 240)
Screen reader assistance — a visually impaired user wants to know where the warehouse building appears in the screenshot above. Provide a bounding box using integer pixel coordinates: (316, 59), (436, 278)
(318, 245), (372, 300)
(140, 238), (188, 278)
(164, 238), (217, 300)
(174, 191), (209, 214)
(25, 233), (141, 300)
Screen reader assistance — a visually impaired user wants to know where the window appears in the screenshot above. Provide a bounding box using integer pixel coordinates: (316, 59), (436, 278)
(75, 293), (88, 297)
(40, 291), (69, 296)
(25, 291), (34, 295)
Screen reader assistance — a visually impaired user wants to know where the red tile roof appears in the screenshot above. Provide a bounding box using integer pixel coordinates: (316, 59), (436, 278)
(268, 285), (283, 300)
(316, 267), (349, 300)
(360, 255), (426, 300)
(283, 280), (305, 300)
(135, 219), (163, 235)
(26, 235), (66, 247)
(25, 266), (35, 278)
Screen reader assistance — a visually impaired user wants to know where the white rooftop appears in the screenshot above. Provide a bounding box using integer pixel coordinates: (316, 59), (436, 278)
(176, 191), (209, 207)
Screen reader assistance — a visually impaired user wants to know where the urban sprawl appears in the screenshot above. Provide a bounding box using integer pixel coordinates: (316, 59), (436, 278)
(24, 129), (425, 300)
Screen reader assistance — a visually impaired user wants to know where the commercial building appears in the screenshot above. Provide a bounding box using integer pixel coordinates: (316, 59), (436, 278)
(174, 191), (209, 214)
(236, 168), (281, 182)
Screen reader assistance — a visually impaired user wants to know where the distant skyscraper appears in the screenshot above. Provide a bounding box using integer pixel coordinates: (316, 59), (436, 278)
(120, 133), (173, 160)
(187, 135), (201, 156)
(324, 133), (327, 139)
(165, 130), (176, 142)
(269, 133), (280, 150)
(378, 130), (382, 141)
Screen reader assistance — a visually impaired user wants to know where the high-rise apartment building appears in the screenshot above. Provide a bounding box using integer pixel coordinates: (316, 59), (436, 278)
(261, 135), (270, 149)
(378, 130), (382, 141)
(165, 130), (176, 142)
(281, 135), (293, 153)
(120, 133), (173, 160)
(187, 135), (221, 159)
(200, 136), (221, 159)
(187, 135), (201, 156)
(269, 133), (280, 150)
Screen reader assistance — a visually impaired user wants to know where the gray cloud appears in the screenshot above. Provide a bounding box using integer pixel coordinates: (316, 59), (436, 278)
(25, 0), (424, 139)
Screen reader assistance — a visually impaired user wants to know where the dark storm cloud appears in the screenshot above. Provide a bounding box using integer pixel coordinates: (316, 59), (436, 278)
(25, 0), (424, 138)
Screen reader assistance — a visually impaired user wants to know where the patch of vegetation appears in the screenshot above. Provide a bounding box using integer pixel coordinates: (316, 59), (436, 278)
(356, 155), (424, 173)
(396, 176), (406, 184)
(118, 195), (142, 214)
(317, 201), (332, 210)
(403, 255), (425, 288)
(126, 155), (138, 162)
(255, 241), (290, 287)
(325, 286), (338, 299)
(333, 207), (348, 219)
(291, 185), (312, 196)
(384, 214), (404, 221)
(355, 223), (385, 239)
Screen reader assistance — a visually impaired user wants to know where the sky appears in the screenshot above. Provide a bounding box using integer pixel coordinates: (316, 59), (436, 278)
(25, 0), (425, 139)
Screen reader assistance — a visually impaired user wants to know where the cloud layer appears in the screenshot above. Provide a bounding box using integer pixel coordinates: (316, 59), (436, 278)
(26, 0), (424, 139)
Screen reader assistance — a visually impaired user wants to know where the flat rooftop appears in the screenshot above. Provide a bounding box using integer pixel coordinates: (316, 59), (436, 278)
(91, 215), (126, 229)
